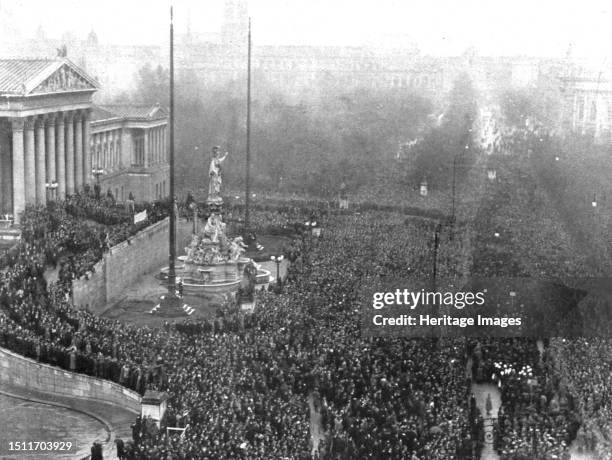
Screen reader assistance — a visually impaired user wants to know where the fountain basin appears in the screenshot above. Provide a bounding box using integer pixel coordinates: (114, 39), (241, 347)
(158, 263), (271, 295)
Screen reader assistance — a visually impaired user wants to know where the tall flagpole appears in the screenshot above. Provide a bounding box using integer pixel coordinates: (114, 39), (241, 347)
(167, 5), (177, 297)
(168, 7), (176, 296)
(157, 5), (189, 317)
(244, 18), (252, 235)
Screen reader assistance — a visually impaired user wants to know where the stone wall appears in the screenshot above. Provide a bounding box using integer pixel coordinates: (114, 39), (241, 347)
(0, 347), (141, 413)
(72, 218), (192, 314)
(104, 217), (170, 304)
(73, 259), (106, 312)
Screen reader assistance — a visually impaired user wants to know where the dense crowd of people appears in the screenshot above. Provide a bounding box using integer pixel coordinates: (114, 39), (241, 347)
(551, 338), (612, 460)
(1, 195), (485, 458)
(466, 121), (612, 459)
(1, 117), (612, 459)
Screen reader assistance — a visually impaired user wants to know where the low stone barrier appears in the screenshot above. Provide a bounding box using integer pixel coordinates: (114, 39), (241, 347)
(0, 347), (141, 413)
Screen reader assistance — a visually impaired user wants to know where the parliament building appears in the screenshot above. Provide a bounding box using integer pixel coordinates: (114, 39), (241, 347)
(0, 58), (169, 224)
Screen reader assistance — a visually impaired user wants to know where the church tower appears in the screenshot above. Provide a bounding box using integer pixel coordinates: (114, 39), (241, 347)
(221, 0), (248, 47)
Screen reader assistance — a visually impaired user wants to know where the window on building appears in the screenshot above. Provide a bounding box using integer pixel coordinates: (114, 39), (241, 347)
(163, 180), (166, 197)
(577, 98), (585, 121)
(590, 101), (597, 121)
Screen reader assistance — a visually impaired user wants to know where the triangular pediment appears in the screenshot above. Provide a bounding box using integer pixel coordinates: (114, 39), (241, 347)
(28, 60), (98, 95)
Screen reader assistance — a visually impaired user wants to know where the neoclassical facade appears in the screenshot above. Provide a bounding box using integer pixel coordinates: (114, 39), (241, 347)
(0, 58), (98, 222)
(560, 76), (612, 144)
(90, 105), (169, 202)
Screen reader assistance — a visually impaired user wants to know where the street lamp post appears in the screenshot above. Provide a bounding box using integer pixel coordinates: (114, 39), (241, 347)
(92, 166), (104, 198)
(432, 223), (442, 292)
(45, 181), (58, 202)
(305, 221), (313, 235)
(306, 221), (321, 238)
(420, 179), (428, 197)
(450, 144), (469, 236)
(304, 221), (319, 237)
(92, 166), (104, 184)
(271, 255), (284, 291)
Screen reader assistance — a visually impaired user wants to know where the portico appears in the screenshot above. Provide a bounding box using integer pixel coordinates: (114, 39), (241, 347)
(0, 58), (99, 223)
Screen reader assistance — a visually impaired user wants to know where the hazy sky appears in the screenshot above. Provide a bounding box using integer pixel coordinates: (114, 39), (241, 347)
(3, 0), (612, 60)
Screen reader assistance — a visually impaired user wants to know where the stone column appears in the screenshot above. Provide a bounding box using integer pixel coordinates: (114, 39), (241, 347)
(56, 113), (66, 199)
(100, 133), (104, 169)
(35, 116), (46, 204)
(0, 134), (3, 211)
(74, 112), (83, 192)
(46, 114), (56, 187)
(159, 128), (163, 162)
(94, 134), (99, 168)
(103, 132), (108, 169)
(0, 129), (5, 213)
(24, 117), (36, 204)
(116, 132), (122, 167)
(109, 131), (114, 169)
(11, 119), (25, 223)
(151, 128), (155, 163)
(65, 111), (75, 195)
(143, 129), (149, 168)
(155, 128), (159, 163)
(159, 127), (162, 163)
(163, 127), (167, 162)
(83, 109), (92, 187)
(149, 130), (153, 162)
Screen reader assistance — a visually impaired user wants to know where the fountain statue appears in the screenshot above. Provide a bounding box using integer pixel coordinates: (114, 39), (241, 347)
(159, 146), (270, 296)
(207, 146), (228, 205)
(184, 216), (247, 266)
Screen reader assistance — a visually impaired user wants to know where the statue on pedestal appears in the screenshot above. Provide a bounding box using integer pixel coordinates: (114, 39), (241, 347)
(202, 213), (226, 243)
(207, 146), (228, 205)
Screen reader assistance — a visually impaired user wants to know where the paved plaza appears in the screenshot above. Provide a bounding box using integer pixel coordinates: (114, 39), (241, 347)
(100, 252), (289, 327)
(0, 392), (107, 459)
(0, 383), (136, 460)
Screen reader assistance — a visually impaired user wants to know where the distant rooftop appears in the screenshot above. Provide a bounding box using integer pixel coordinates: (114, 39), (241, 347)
(92, 104), (168, 122)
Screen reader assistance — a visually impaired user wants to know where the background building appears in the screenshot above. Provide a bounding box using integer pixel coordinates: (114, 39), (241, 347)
(0, 0), (554, 107)
(0, 57), (98, 222)
(90, 104), (169, 202)
(560, 68), (612, 144)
